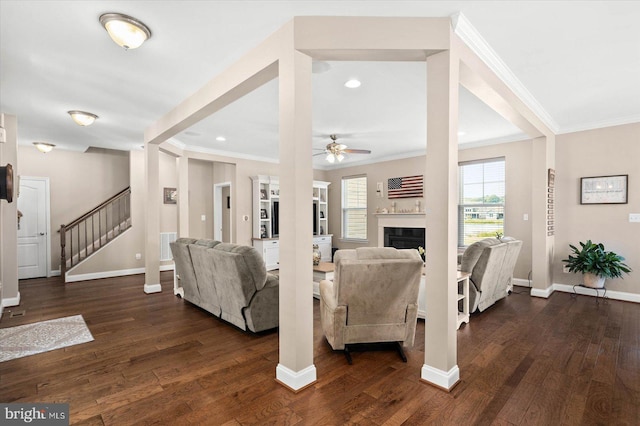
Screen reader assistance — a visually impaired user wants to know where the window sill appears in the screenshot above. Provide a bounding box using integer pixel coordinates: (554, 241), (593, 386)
(340, 238), (369, 244)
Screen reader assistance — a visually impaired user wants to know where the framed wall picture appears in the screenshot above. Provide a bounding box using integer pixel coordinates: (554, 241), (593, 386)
(163, 187), (177, 204)
(580, 175), (628, 204)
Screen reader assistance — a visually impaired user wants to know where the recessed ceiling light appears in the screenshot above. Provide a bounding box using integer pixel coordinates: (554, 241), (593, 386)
(99, 13), (151, 50)
(344, 79), (361, 89)
(67, 110), (98, 126)
(216, 136), (226, 142)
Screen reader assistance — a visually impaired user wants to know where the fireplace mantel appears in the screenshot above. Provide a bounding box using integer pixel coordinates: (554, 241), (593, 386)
(376, 213), (426, 247)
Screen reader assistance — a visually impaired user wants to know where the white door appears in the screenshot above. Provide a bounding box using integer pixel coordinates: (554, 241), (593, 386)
(213, 182), (232, 242)
(18, 178), (49, 279)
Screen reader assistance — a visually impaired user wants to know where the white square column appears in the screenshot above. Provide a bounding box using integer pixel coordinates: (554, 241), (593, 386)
(422, 49), (461, 391)
(144, 142), (161, 294)
(275, 46), (316, 391)
(530, 135), (555, 297)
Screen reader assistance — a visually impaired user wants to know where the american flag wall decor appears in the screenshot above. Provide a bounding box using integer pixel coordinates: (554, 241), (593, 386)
(387, 175), (424, 199)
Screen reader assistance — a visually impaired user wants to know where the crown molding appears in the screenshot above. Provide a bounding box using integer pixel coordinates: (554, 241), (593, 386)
(557, 114), (640, 135)
(451, 12), (560, 134)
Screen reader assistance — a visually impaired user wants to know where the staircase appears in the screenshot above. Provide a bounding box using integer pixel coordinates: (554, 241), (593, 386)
(60, 187), (131, 281)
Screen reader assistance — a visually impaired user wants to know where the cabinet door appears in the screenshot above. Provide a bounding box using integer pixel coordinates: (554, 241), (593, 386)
(314, 236), (332, 262)
(264, 243), (279, 270)
(318, 243), (331, 262)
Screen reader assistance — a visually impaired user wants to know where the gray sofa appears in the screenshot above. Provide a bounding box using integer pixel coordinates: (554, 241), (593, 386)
(170, 238), (279, 332)
(460, 236), (522, 313)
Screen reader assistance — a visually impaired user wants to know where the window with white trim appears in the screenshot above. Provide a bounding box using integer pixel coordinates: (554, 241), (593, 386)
(341, 175), (367, 241)
(459, 158), (505, 246)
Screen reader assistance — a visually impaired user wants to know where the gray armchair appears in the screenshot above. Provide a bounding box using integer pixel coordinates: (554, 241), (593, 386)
(460, 237), (522, 312)
(319, 247), (423, 363)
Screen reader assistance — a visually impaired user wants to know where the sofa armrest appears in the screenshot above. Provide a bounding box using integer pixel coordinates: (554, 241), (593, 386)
(319, 279), (337, 311)
(265, 273), (279, 288)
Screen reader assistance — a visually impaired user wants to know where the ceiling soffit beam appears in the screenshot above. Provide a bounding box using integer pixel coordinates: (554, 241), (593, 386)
(456, 35), (553, 140)
(294, 16), (450, 61)
(451, 12), (558, 134)
(146, 16), (455, 149)
(144, 24), (286, 146)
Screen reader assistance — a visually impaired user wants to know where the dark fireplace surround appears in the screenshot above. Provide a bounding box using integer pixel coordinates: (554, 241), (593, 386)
(383, 227), (425, 253)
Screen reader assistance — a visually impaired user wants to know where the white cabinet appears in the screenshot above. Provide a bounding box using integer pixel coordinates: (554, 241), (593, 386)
(313, 235), (332, 262)
(251, 176), (332, 269)
(251, 175), (279, 239)
(253, 239), (280, 271)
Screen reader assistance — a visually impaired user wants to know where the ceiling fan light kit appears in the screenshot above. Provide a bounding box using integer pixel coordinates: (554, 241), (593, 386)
(318, 134), (371, 163)
(99, 13), (151, 50)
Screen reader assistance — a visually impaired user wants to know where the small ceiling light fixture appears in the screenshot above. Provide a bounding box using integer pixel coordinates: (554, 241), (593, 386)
(215, 136), (226, 142)
(344, 79), (361, 89)
(99, 13), (151, 50)
(33, 142), (55, 153)
(67, 110), (98, 126)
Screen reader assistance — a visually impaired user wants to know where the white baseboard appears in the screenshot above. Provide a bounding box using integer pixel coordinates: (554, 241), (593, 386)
(49, 269), (61, 277)
(553, 283), (640, 304)
(421, 364), (460, 391)
(512, 278), (531, 287)
(2, 292), (21, 308)
(65, 264), (174, 283)
(519, 280), (639, 304)
(276, 364), (317, 391)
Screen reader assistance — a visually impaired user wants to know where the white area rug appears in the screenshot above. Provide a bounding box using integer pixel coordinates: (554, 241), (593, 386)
(0, 315), (94, 362)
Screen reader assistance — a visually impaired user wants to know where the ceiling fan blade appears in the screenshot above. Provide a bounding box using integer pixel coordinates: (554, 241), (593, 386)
(313, 152), (328, 157)
(343, 149), (371, 154)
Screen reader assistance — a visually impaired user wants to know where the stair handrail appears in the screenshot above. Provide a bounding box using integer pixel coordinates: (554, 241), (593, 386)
(60, 187), (131, 280)
(61, 187), (131, 231)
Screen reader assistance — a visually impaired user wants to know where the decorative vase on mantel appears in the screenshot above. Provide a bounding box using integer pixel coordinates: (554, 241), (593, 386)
(312, 244), (321, 266)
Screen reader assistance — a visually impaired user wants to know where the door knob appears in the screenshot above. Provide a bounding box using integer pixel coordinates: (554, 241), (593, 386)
(39, 232), (45, 236)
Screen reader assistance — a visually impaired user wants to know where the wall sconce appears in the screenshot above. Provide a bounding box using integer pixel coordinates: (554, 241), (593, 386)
(33, 142), (55, 153)
(99, 13), (151, 50)
(67, 110), (98, 126)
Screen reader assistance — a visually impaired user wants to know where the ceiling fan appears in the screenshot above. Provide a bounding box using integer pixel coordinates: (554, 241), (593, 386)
(314, 134), (372, 163)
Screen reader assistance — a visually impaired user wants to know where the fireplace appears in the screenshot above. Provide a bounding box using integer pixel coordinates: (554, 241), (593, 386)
(384, 227), (425, 251)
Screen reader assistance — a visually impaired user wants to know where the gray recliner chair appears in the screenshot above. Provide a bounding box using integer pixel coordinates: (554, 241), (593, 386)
(319, 247), (423, 363)
(460, 237), (522, 312)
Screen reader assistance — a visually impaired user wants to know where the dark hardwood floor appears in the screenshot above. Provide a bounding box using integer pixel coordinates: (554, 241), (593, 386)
(1, 272), (638, 425)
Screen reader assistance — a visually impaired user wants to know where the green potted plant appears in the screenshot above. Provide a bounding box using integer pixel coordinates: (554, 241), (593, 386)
(562, 240), (631, 288)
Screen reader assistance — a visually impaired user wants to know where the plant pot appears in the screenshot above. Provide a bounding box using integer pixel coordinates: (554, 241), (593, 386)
(583, 273), (605, 288)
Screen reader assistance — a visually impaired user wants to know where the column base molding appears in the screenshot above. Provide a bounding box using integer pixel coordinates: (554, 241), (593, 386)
(144, 283), (162, 294)
(275, 363), (316, 392)
(420, 364), (460, 392)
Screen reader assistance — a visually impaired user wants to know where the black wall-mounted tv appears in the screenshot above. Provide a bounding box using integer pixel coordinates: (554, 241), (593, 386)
(271, 201), (317, 237)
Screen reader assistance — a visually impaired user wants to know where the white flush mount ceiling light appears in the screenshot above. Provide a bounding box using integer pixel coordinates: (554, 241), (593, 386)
(67, 110), (98, 126)
(344, 79), (361, 89)
(215, 136), (226, 142)
(99, 13), (151, 50)
(33, 142), (55, 153)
